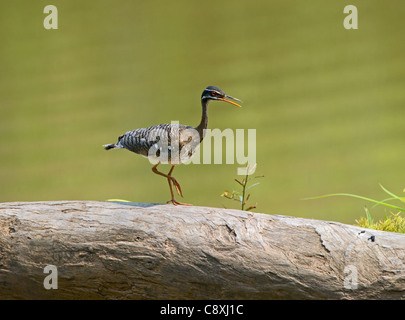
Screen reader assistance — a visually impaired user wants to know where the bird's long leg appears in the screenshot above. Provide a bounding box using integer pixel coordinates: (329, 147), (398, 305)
(152, 163), (183, 196)
(166, 165), (181, 196)
(166, 175), (192, 206)
(152, 163), (191, 206)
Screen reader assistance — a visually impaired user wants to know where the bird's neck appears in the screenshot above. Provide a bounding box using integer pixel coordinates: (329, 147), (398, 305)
(196, 99), (209, 141)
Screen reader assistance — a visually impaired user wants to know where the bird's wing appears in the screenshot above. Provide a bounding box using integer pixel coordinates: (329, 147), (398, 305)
(117, 127), (160, 156)
(117, 124), (199, 162)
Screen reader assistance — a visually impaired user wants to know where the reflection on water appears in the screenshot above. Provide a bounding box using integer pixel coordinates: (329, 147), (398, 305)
(0, 0), (404, 223)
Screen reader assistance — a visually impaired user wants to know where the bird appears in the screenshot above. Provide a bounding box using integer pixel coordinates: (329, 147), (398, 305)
(103, 86), (242, 205)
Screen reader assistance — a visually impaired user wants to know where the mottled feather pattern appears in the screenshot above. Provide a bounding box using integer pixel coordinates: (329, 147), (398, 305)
(116, 123), (199, 163)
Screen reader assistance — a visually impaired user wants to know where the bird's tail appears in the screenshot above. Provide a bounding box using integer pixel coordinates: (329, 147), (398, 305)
(103, 143), (117, 150)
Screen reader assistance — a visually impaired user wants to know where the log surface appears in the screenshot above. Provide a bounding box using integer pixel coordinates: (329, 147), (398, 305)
(0, 201), (404, 299)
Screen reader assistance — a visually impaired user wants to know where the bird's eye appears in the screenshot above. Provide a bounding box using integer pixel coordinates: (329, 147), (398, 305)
(211, 92), (216, 96)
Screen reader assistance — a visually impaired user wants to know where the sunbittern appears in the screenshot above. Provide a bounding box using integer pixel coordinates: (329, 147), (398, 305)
(103, 86), (242, 205)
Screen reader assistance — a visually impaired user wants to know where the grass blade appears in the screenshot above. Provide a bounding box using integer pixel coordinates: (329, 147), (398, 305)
(365, 207), (373, 225)
(304, 193), (405, 212)
(370, 197), (396, 209)
(106, 199), (131, 202)
(379, 184), (405, 202)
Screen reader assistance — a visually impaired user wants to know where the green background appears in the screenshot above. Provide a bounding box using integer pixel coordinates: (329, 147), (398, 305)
(1, 0), (404, 224)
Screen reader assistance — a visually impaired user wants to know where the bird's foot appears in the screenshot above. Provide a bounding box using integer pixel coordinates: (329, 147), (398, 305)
(167, 199), (192, 206)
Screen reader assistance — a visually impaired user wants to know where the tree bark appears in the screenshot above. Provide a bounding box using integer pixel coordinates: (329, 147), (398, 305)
(0, 201), (404, 299)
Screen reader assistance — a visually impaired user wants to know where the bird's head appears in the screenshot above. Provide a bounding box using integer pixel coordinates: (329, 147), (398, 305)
(201, 86), (242, 107)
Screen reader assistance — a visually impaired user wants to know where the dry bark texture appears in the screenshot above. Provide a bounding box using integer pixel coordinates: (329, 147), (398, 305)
(0, 201), (404, 299)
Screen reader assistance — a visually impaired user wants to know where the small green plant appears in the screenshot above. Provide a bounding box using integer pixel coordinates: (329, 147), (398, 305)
(221, 164), (263, 211)
(305, 184), (405, 233)
(356, 209), (405, 233)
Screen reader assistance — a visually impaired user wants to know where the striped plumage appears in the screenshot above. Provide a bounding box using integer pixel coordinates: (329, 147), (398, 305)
(103, 86), (242, 205)
(104, 123), (198, 164)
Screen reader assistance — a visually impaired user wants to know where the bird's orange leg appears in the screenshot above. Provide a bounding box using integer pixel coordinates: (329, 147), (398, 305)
(151, 163), (191, 206)
(166, 165), (192, 206)
(166, 165), (182, 196)
(166, 178), (192, 206)
(152, 163), (182, 196)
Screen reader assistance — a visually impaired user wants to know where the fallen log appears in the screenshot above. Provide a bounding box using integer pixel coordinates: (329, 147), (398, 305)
(0, 201), (404, 299)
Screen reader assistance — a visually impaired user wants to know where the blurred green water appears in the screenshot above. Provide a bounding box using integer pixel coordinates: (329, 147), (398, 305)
(0, 0), (404, 224)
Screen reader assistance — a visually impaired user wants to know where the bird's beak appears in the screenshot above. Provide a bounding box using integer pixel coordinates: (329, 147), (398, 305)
(220, 95), (243, 108)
